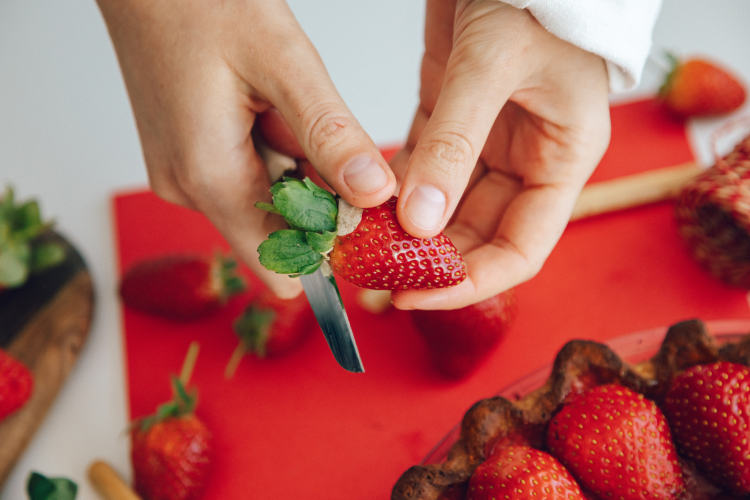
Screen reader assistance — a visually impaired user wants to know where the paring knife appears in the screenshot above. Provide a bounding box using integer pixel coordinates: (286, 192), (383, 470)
(256, 139), (364, 373)
(299, 262), (364, 373)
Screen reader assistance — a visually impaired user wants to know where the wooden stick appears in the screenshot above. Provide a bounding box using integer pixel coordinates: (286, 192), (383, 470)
(88, 460), (142, 500)
(570, 162), (702, 221)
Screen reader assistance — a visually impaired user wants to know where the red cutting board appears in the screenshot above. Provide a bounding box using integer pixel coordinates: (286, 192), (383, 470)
(112, 98), (750, 500)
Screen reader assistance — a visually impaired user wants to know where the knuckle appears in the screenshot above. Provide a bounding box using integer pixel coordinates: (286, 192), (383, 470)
(420, 130), (476, 179)
(305, 108), (358, 157)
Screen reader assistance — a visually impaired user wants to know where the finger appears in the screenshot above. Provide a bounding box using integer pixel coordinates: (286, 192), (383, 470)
(255, 108), (307, 159)
(396, 5), (528, 238)
(393, 181), (579, 310)
(238, 9), (397, 208)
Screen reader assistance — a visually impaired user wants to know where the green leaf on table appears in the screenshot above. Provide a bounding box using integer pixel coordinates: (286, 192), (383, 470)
(27, 472), (77, 500)
(257, 229), (323, 276)
(269, 177), (337, 233)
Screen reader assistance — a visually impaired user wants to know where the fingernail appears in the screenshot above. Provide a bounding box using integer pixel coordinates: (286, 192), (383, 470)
(343, 156), (388, 194)
(404, 185), (446, 231)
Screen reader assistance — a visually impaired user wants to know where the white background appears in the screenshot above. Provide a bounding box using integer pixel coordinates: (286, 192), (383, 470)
(1, 1), (749, 498)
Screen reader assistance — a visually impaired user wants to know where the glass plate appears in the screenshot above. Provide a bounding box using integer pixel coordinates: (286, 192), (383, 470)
(421, 319), (750, 465)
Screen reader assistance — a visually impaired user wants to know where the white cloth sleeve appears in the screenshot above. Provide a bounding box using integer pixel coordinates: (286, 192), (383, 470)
(499, 0), (663, 93)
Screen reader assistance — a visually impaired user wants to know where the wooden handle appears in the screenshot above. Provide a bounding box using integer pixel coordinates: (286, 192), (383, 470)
(88, 460), (142, 500)
(571, 162), (703, 221)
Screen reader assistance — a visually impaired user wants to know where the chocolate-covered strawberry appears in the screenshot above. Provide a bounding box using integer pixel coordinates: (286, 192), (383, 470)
(256, 177), (466, 290)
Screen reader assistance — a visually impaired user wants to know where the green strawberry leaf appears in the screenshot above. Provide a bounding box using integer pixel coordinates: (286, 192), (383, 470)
(30, 242), (66, 273)
(257, 229), (323, 276)
(269, 177), (337, 233)
(27, 472), (77, 500)
(0, 245), (30, 288)
(305, 230), (337, 254)
(233, 306), (276, 358)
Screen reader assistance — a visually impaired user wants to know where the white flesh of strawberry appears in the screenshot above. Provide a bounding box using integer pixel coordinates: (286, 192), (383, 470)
(336, 198), (363, 236)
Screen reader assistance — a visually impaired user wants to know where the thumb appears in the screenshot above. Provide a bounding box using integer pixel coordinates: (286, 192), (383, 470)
(258, 44), (396, 208)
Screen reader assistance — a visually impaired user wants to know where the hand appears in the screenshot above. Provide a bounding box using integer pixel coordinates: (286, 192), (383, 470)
(96, 0), (397, 298)
(389, 0), (611, 310)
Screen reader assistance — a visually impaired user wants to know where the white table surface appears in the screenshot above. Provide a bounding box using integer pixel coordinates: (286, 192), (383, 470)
(1, 1), (749, 498)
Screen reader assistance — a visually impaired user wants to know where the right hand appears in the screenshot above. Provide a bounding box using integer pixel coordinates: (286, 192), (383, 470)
(96, 0), (397, 297)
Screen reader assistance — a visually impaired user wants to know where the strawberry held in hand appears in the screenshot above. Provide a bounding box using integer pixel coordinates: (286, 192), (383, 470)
(119, 253), (246, 320)
(410, 289), (516, 379)
(256, 177), (466, 290)
(467, 445), (584, 500)
(660, 55), (747, 118)
(131, 344), (212, 500)
(663, 361), (750, 495)
(224, 289), (316, 377)
(0, 348), (33, 422)
(547, 384), (684, 500)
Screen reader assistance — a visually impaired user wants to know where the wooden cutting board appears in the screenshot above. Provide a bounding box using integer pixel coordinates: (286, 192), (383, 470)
(0, 231), (94, 486)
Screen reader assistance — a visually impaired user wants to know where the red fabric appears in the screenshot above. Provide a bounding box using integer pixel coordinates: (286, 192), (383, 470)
(112, 99), (750, 500)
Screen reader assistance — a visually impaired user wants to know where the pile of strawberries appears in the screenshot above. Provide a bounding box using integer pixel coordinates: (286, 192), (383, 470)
(463, 361), (750, 500)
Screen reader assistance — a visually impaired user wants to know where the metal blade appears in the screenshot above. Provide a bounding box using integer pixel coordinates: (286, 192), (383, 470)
(300, 266), (364, 373)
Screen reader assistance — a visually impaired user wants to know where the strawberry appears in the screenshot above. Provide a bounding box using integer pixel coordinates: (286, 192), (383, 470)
(131, 343), (212, 500)
(547, 384), (684, 500)
(467, 445), (585, 500)
(119, 252), (246, 320)
(660, 55), (746, 118)
(662, 361), (750, 495)
(410, 289), (517, 379)
(0, 348), (33, 422)
(256, 177), (467, 290)
(0, 186), (65, 291)
(224, 289), (316, 377)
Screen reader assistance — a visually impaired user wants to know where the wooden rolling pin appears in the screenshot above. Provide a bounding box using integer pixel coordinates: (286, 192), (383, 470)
(88, 461), (142, 500)
(570, 161), (702, 221)
(358, 161), (704, 314)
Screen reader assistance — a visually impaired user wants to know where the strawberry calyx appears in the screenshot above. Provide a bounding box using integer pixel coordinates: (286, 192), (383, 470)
(232, 304), (276, 358)
(214, 253), (247, 300)
(256, 177), (342, 277)
(658, 52), (681, 97)
(0, 186), (65, 289)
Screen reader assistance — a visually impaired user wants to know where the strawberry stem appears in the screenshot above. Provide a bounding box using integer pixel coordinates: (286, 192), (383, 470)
(179, 341), (200, 387)
(224, 343), (246, 379)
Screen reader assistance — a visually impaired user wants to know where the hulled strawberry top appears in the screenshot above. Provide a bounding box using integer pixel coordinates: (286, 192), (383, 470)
(257, 177), (467, 291)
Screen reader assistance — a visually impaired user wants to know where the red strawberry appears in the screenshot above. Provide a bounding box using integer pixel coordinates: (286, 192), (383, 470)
(660, 56), (746, 118)
(256, 177), (467, 291)
(547, 384), (684, 500)
(662, 361), (750, 495)
(224, 289), (316, 377)
(0, 348), (33, 422)
(410, 289), (517, 379)
(131, 343), (212, 500)
(467, 445), (585, 500)
(119, 253), (246, 320)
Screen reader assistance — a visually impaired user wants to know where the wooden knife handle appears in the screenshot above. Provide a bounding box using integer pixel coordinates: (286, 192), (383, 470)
(88, 460), (142, 500)
(570, 162), (702, 221)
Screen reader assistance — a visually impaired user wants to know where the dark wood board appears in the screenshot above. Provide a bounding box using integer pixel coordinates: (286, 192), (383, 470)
(0, 231), (94, 486)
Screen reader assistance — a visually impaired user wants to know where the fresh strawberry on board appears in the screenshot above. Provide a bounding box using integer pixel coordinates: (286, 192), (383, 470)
(256, 177), (467, 290)
(131, 343), (212, 500)
(660, 55), (747, 118)
(410, 289), (517, 379)
(0, 348), (33, 422)
(224, 289), (316, 377)
(119, 252), (246, 320)
(547, 384), (684, 500)
(467, 445), (585, 500)
(663, 361), (750, 495)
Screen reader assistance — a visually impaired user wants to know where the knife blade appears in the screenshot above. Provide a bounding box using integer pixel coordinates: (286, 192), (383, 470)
(300, 263), (364, 373)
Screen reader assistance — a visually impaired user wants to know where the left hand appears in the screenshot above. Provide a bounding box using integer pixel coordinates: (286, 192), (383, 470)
(388, 0), (612, 310)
